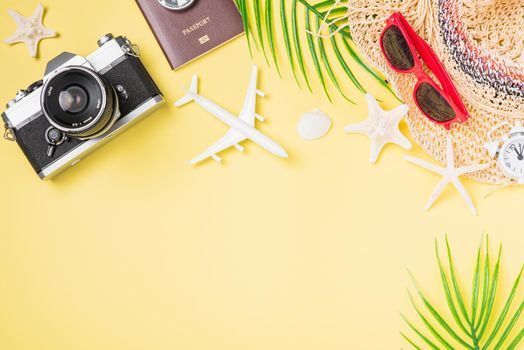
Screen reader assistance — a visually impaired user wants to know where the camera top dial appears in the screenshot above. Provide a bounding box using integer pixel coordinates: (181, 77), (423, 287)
(41, 66), (119, 139)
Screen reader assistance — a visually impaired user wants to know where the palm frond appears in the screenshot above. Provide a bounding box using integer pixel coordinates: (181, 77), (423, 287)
(234, 0), (397, 101)
(404, 235), (524, 350)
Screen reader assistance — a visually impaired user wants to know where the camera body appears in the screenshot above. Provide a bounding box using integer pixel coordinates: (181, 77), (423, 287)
(2, 34), (164, 180)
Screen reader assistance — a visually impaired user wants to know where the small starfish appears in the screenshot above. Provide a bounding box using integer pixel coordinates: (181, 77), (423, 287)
(4, 4), (57, 58)
(405, 136), (489, 215)
(344, 93), (411, 163)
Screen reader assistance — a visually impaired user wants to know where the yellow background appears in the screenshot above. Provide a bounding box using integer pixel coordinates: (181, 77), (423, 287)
(0, 1), (523, 349)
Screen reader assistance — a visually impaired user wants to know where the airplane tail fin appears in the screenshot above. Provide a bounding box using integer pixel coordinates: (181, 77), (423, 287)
(174, 75), (198, 107)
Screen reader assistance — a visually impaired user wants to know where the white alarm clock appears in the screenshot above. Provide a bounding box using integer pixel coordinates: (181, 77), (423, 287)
(485, 121), (524, 184)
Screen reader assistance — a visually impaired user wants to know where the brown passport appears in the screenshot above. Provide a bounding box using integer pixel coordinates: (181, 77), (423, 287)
(135, 0), (245, 70)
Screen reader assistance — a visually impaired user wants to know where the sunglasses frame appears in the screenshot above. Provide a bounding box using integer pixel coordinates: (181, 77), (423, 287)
(379, 12), (469, 130)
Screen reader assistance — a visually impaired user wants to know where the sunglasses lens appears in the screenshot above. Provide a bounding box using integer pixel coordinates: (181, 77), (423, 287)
(415, 82), (456, 122)
(382, 25), (415, 71)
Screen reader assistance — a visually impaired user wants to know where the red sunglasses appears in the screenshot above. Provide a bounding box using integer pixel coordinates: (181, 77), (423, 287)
(379, 13), (469, 130)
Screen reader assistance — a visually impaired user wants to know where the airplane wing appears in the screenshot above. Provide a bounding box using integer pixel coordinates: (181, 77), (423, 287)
(189, 128), (247, 165)
(237, 66), (265, 126)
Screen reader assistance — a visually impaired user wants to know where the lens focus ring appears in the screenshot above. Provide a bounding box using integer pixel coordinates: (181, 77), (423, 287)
(67, 85), (116, 139)
(41, 66), (119, 139)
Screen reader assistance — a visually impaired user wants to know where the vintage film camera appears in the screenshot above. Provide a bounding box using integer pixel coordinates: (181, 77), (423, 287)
(2, 34), (164, 179)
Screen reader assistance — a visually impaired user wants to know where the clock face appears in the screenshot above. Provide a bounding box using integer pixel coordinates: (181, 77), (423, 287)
(500, 137), (524, 179)
(158, 0), (196, 11)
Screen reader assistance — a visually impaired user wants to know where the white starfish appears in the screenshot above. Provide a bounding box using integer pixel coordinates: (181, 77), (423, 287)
(344, 93), (411, 163)
(405, 136), (489, 215)
(4, 3), (57, 58)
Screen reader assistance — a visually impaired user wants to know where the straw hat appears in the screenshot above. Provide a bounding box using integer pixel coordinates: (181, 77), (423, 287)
(346, 0), (524, 184)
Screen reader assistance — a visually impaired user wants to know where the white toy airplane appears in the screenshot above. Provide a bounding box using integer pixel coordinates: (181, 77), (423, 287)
(175, 65), (288, 165)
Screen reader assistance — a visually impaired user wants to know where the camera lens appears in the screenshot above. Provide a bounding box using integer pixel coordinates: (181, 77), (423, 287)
(41, 66), (119, 139)
(58, 86), (89, 114)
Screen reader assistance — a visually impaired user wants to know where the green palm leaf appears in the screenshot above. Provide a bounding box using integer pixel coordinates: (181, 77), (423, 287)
(234, 0), (397, 101)
(404, 235), (524, 350)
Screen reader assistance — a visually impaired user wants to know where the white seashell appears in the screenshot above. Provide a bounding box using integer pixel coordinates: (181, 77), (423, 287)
(297, 109), (332, 140)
